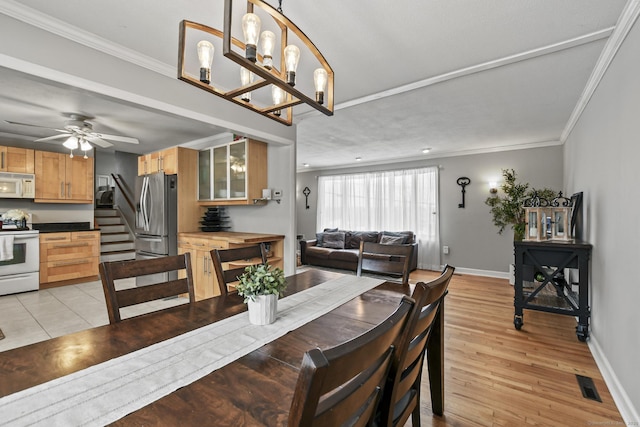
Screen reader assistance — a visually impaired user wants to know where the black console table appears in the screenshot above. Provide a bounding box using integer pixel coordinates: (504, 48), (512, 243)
(514, 239), (592, 341)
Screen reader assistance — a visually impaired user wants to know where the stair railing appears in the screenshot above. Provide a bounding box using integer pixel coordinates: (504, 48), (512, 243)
(111, 173), (135, 214)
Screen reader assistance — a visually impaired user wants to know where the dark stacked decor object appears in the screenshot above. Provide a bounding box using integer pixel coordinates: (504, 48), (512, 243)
(200, 207), (231, 232)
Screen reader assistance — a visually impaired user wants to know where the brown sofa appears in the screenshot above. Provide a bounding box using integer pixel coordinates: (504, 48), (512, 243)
(299, 229), (418, 272)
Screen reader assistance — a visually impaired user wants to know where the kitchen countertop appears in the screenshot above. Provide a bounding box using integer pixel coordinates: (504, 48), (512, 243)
(177, 231), (284, 243)
(32, 222), (99, 233)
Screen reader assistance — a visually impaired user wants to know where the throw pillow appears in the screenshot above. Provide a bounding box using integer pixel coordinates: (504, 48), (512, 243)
(380, 235), (406, 245)
(345, 231), (380, 249)
(322, 231), (346, 249)
(315, 232), (325, 247)
(380, 231), (413, 244)
(323, 227), (339, 232)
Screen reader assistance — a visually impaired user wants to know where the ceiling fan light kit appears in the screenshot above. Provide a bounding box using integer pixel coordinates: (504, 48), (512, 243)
(5, 113), (139, 157)
(177, 0), (334, 126)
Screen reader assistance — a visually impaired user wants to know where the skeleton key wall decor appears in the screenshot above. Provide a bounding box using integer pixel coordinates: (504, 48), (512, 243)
(457, 177), (471, 208)
(303, 186), (311, 209)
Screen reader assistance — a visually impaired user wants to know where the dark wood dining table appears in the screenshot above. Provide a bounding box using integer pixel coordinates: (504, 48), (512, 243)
(0, 268), (445, 425)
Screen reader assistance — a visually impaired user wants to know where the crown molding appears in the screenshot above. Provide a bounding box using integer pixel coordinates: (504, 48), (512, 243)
(297, 139), (563, 173)
(0, 0), (174, 78)
(561, 0), (640, 142)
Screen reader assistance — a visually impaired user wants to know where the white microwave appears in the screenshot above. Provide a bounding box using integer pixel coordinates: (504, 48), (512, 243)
(0, 173), (36, 199)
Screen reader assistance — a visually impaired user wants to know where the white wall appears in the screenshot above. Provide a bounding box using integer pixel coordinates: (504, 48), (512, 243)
(297, 145), (563, 275)
(563, 17), (640, 422)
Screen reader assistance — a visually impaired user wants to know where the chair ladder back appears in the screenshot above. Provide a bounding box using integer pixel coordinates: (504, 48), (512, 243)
(357, 241), (413, 285)
(211, 244), (268, 295)
(378, 264), (455, 427)
(288, 296), (415, 427)
(99, 253), (195, 324)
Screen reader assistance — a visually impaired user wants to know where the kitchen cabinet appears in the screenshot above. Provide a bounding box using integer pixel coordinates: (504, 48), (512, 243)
(138, 147), (179, 176)
(0, 146), (34, 173)
(34, 151), (94, 203)
(198, 139), (267, 206)
(178, 232), (284, 301)
(39, 231), (100, 285)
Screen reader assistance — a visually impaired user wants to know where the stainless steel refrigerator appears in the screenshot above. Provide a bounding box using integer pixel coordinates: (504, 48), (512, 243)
(135, 172), (178, 286)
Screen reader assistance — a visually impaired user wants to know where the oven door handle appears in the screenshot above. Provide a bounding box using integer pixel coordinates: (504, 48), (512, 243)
(13, 236), (37, 241)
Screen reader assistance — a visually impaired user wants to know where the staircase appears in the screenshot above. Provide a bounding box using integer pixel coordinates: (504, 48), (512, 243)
(95, 208), (136, 262)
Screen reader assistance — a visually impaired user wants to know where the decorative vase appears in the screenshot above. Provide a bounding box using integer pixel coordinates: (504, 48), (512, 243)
(21, 218), (27, 229)
(247, 294), (278, 325)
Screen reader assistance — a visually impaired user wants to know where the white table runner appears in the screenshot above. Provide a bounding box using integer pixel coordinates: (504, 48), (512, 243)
(0, 275), (384, 427)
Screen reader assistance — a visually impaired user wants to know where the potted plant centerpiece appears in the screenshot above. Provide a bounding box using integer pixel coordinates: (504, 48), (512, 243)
(236, 263), (287, 325)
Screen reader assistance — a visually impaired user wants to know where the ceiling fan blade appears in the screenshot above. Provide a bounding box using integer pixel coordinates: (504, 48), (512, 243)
(85, 136), (113, 148)
(92, 133), (139, 144)
(34, 134), (71, 142)
(5, 120), (67, 133)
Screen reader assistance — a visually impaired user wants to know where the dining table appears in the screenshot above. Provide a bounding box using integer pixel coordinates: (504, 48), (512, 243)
(0, 268), (445, 426)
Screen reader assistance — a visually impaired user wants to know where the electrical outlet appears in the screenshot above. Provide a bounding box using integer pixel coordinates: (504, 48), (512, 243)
(443, 245), (449, 254)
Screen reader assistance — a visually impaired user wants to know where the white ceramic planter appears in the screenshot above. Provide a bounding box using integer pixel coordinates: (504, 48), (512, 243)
(247, 294), (278, 325)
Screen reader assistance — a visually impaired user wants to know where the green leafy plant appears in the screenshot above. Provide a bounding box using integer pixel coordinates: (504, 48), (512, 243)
(485, 169), (557, 240)
(236, 263), (287, 303)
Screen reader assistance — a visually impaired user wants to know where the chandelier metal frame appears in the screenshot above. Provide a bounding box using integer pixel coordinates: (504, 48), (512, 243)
(177, 0), (334, 126)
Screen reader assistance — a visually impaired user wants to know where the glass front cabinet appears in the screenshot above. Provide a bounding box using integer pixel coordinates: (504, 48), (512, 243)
(198, 138), (267, 205)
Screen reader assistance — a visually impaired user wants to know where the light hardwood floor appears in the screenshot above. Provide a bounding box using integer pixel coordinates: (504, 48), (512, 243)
(409, 270), (622, 426)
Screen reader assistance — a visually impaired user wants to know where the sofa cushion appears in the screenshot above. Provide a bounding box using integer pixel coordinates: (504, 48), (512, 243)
(380, 231), (414, 244)
(328, 249), (360, 263)
(322, 231), (346, 249)
(345, 231), (380, 249)
(306, 246), (333, 260)
(380, 234), (406, 245)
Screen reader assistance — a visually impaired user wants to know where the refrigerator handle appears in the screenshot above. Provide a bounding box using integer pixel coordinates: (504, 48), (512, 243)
(142, 176), (150, 232)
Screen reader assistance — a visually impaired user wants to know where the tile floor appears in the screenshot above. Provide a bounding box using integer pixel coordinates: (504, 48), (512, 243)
(0, 279), (189, 353)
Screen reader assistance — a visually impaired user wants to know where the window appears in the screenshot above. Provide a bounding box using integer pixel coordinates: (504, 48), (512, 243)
(317, 167), (440, 269)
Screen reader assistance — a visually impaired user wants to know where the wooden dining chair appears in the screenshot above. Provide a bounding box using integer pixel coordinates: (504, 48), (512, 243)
(288, 295), (415, 427)
(376, 264), (455, 427)
(99, 253), (195, 324)
(210, 243), (268, 295)
(356, 241), (414, 285)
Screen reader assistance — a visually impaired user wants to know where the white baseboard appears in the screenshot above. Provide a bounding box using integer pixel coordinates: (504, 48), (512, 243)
(438, 266), (510, 280)
(588, 335), (639, 424)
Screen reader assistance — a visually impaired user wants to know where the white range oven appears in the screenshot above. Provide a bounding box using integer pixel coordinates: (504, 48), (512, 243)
(0, 228), (40, 296)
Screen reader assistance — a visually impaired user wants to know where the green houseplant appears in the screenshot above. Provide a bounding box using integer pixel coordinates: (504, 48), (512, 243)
(485, 169), (557, 241)
(236, 263), (287, 325)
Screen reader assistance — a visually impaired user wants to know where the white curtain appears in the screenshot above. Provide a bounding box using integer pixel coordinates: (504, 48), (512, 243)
(317, 167), (440, 270)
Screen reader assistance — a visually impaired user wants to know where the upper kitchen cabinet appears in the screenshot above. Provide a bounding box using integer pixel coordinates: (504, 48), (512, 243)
(138, 147), (179, 176)
(34, 151), (94, 203)
(198, 139), (267, 206)
(0, 146), (34, 173)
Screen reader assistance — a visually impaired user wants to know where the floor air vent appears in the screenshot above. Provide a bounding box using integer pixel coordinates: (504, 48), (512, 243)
(576, 374), (602, 402)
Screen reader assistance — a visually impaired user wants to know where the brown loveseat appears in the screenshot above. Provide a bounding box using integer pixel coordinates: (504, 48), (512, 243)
(299, 229), (418, 272)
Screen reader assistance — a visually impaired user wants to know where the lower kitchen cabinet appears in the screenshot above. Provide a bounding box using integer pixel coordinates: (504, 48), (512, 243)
(39, 231), (100, 285)
(178, 232), (284, 301)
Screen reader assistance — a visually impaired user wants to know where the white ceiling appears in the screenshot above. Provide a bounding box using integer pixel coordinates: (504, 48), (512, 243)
(0, 0), (630, 168)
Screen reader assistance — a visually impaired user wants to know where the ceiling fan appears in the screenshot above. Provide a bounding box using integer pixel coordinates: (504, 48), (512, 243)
(5, 113), (139, 157)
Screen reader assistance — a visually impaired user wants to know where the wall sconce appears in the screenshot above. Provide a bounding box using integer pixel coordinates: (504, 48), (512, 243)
(489, 182), (498, 194)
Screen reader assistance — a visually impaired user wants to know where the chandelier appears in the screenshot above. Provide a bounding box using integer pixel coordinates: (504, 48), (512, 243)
(177, 0), (334, 125)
